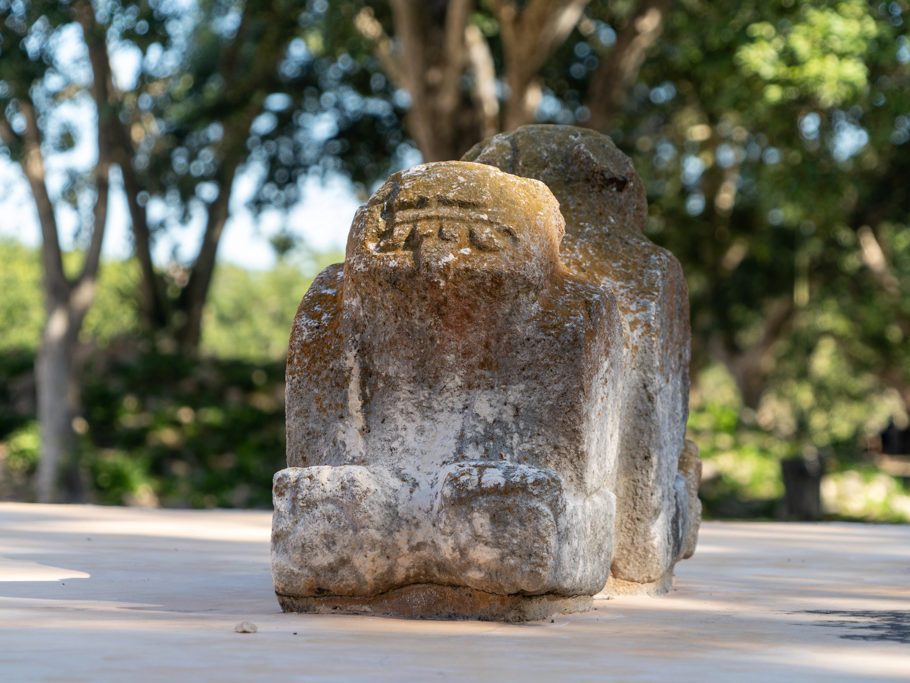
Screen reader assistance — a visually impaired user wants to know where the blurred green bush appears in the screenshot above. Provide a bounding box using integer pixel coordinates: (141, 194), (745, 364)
(1, 240), (908, 518)
(689, 363), (910, 522)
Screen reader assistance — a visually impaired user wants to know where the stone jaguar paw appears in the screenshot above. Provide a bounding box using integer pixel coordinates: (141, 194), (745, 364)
(271, 466), (399, 597)
(433, 461), (565, 594)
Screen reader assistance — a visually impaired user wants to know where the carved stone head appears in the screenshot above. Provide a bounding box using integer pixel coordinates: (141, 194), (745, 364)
(345, 161), (565, 290)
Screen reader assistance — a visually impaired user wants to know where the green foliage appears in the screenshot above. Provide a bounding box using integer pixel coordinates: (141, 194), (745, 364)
(689, 362), (910, 522)
(688, 365), (789, 518)
(79, 349), (286, 508)
(616, 0), (910, 468)
(0, 240), (43, 352)
(0, 241), (335, 507)
(0, 420), (40, 500)
(822, 467), (910, 523)
(202, 249), (343, 361)
(0, 338), (288, 510)
(736, 1), (881, 106)
(2, 421), (40, 476)
(0, 241), (142, 350)
(77, 253), (142, 344)
(761, 333), (904, 450)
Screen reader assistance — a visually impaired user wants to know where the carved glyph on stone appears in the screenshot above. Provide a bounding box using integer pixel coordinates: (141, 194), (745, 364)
(272, 127), (700, 620)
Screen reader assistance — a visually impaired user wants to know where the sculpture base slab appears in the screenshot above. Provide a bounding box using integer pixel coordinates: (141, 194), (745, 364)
(597, 571), (674, 598)
(276, 583), (593, 622)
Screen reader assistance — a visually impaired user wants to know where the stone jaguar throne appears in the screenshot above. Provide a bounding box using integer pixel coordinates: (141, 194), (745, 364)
(271, 126), (701, 621)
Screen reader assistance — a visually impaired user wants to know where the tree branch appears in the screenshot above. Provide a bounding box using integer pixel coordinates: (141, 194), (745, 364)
(354, 7), (403, 87)
(0, 116), (21, 148)
(521, 0), (590, 71)
(586, 0), (672, 131)
(388, 0), (426, 100)
(491, 0), (590, 130)
(18, 96), (67, 302)
(388, 0), (440, 157)
(74, 0), (112, 288)
(438, 0), (472, 120)
(176, 73), (261, 350)
(465, 23), (499, 138)
(177, 158), (240, 351)
(857, 225), (900, 297)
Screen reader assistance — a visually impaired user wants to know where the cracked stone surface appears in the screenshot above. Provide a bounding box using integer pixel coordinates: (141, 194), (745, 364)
(274, 127), (701, 619)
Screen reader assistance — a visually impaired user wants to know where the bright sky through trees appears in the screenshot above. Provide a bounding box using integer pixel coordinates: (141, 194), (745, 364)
(0, 18), (362, 270)
(0, 157), (361, 269)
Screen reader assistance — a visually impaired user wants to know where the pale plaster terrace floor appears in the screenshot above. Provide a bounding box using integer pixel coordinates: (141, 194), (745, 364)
(0, 503), (908, 682)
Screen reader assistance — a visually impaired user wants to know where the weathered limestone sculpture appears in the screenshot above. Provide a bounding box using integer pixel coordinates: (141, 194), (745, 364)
(463, 125), (701, 594)
(272, 126), (700, 621)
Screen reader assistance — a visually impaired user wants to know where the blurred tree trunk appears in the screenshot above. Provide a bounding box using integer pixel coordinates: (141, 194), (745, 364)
(35, 305), (83, 502)
(855, 223), (910, 422)
(781, 454), (823, 520)
(361, 0), (667, 161)
(0, 0), (112, 501)
(362, 0), (484, 161)
(491, 0), (590, 131)
(693, 136), (796, 411)
(716, 298), (795, 410)
(121, 156), (242, 355)
(586, 0), (672, 130)
(117, 145), (168, 335)
(174, 160), (242, 352)
(116, 6), (295, 355)
(122, 105), (261, 356)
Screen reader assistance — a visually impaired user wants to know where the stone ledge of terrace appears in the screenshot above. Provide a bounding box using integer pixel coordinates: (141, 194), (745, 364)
(1, 503), (908, 682)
